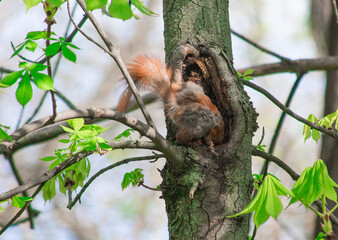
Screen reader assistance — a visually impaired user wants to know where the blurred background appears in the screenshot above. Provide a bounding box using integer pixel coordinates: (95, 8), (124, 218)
(0, 0), (328, 239)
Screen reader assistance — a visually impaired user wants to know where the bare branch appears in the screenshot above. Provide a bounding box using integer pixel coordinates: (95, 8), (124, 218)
(231, 29), (290, 62)
(251, 147), (299, 180)
(0, 107), (181, 164)
(238, 56), (338, 77)
(68, 154), (164, 209)
(242, 79), (338, 140)
(331, 0), (338, 24)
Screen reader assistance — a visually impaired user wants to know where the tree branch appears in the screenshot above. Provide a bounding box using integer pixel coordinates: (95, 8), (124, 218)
(68, 153), (164, 209)
(238, 56), (338, 77)
(0, 107), (180, 164)
(242, 79), (338, 140)
(231, 29), (290, 62)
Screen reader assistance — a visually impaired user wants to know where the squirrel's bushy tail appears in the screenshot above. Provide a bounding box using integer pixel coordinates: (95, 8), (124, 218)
(117, 55), (172, 112)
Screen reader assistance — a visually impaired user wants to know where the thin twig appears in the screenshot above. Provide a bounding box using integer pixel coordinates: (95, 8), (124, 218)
(231, 29), (291, 62)
(0, 183), (44, 236)
(73, 0), (157, 131)
(139, 181), (163, 192)
(241, 79), (338, 140)
(6, 155), (36, 228)
(44, 23), (57, 126)
(260, 73), (305, 177)
(67, 154), (164, 209)
(16, 107), (25, 130)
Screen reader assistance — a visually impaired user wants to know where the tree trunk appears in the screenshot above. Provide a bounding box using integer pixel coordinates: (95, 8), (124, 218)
(311, 0), (338, 237)
(161, 1), (258, 239)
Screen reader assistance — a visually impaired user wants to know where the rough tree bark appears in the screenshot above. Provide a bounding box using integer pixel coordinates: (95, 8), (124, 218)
(161, 1), (258, 239)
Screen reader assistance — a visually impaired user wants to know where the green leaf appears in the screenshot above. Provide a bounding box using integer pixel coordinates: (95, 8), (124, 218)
(67, 118), (84, 131)
(115, 129), (134, 140)
(290, 159), (338, 206)
(108, 0), (133, 20)
(31, 72), (54, 91)
(0, 70), (24, 87)
(316, 232), (327, 240)
(12, 195), (26, 208)
(243, 69), (254, 76)
(25, 40), (38, 52)
(45, 42), (61, 56)
(61, 125), (75, 133)
(65, 42), (80, 50)
(42, 177), (56, 201)
(121, 168), (144, 190)
(19, 62), (30, 69)
(303, 114), (317, 142)
(26, 31), (48, 40)
(131, 0), (156, 16)
(121, 172), (132, 190)
(23, 0), (41, 11)
(16, 71), (33, 106)
(46, 0), (64, 7)
(61, 44), (77, 62)
(40, 156), (57, 161)
(229, 175), (292, 228)
(236, 71), (243, 77)
(28, 63), (48, 72)
(312, 129), (320, 143)
(0, 127), (13, 141)
(84, 0), (107, 10)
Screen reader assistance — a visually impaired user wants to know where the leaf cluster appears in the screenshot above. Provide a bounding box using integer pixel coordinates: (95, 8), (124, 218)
(121, 168), (144, 190)
(303, 110), (338, 143)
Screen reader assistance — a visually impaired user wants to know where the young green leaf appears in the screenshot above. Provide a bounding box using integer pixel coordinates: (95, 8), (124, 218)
(28, 63), (48, 72)
(47, 0), (64, 7)
(290, 159), (338, 206)
(243, 69), (254, 76)
(108, 0), (133, 20)
(121, 168), (144, 190)
(115, 129), (134, 140)
(31, 72), (54, 91)
(23, 0), (41, 11)
(312, 129), (320, 143)
(16, 71), (33, 106)
(84, 0), (107, 10)
(0, 70), (24, 87)
(12, 195), (26, 208)
(40, 156), (58, 162)
(45, 42), (61, 56)
(0, 127), (13, 141)
(229, 175), (292, 228)
(25, 40), (38, 52)
(131, 0), (156, 16)
(19, 61), (30, 69)
(61, 44), (77, 62)
(42, 177), (57, 202)
(67, 118), (84, 131)
(26, 31), (49, 40)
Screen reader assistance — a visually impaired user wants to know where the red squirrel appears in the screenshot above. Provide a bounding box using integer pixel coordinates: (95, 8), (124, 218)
(118, 55), (224, 147)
